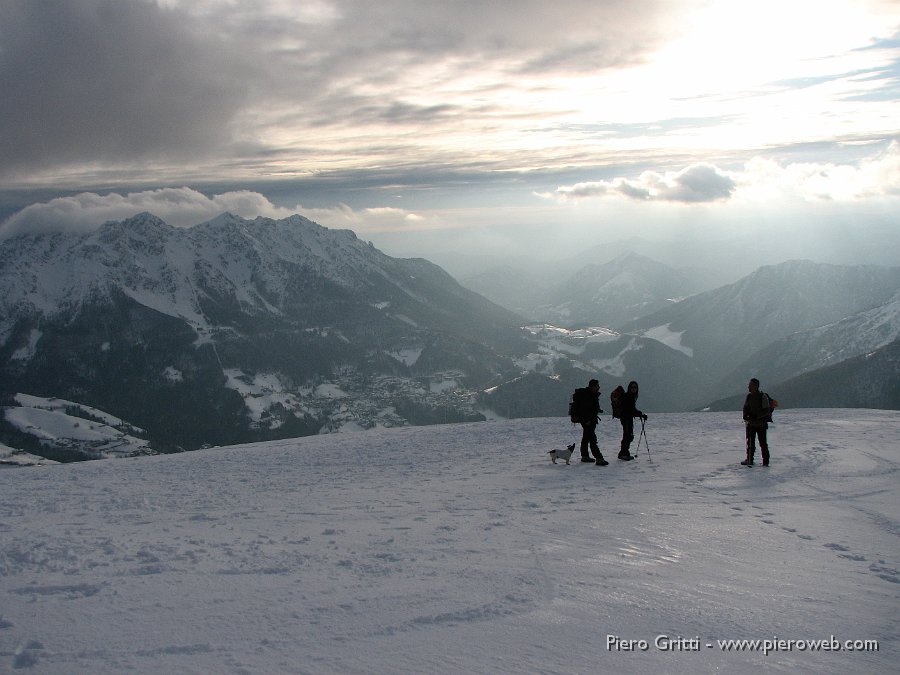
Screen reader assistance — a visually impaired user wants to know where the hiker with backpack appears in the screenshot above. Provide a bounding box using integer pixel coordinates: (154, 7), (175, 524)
(611, 381), (647, 461)
(570, 379), (608, 465)
(742, 378), (774, 467)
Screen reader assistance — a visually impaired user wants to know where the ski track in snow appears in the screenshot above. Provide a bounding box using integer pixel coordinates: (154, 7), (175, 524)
(0, 409), (897, 674)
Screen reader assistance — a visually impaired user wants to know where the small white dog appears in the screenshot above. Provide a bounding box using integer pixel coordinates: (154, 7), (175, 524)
(548, 443), (576, 465)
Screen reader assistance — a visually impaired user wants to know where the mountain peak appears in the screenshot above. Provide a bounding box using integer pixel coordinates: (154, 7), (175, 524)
(201, 212), (247, 229)
(116, 211), (170, 231)
(609, 250), (656, 265)
(96, 212), (172, 245)
(0, 213), (528, 449)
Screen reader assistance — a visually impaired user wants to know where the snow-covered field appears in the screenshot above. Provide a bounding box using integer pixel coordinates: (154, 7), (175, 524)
(1, 409), (897, 674)
(0, 442), (57, 468)
(3, 394), (153, 460)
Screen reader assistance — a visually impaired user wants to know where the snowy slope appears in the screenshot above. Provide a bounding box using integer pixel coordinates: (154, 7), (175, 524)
(0, 212), (524, 347)
(623, 260), (900, 378)
(718, 289), (900, 396)
(0, 213), (530, 447)
(1, 394), (154, 461)
(539, 252), (696, 328)
(1, 410), (896, 674)
(464, 252), (697, 329)
(1, 213), (379, 329)
(495, 324), (711, 413)
(745, 339), (900, 410)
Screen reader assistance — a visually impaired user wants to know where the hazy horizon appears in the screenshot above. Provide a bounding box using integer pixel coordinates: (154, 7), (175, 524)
(1, 1), (898, 278)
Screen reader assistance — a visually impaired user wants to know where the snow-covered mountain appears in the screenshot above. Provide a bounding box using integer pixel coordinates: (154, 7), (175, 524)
(0, 213), (531, 450)
(623, 260), (900, 383)
(0, 212), (526, 350)
(458, 264), (558, 318)
(491, 324), (712, 414)
(536, 252), (697, 328)
(4, 215), (898, 459)
(1, 410), (897, 673)
(463, 251), (702, 328)
(767, 339), (900, 409)
(708, 339), (900, 412)
(718, 289), (900, 395)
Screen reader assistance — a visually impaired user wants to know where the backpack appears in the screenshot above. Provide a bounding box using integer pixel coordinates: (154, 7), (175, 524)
(761, 393), (779, 423)
(610, 385), (625, 419)
(569, 388), (587, 423)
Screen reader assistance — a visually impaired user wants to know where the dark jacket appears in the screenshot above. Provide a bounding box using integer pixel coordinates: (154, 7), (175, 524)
(743, 392), (770, 428)
(619, 391), (643, 420)
(574, 388), (601, 424)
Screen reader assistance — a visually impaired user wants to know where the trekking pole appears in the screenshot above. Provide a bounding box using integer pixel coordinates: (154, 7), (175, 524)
(639, 416), (652, 461)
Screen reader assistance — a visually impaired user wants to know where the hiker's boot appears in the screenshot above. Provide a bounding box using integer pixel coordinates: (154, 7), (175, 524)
(761, 449), (770, 467)
(581, 456), (594, 463)
(618, 450), (634, 461)
(741, 449), (755, 466)
(595, 455), (609, 466)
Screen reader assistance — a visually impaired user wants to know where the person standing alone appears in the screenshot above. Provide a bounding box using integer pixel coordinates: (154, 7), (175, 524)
(742, 378), (771, 467)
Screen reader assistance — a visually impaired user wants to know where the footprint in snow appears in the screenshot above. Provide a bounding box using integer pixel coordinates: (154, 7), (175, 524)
(868, 561), (899, 584)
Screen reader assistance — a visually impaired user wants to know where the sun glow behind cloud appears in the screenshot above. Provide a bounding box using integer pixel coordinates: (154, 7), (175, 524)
(1, 0), (896, 183)
(535, 1), (900, 161)
(544, 141), (900, 204)
(0, 0), (898, 269)
(3, 139), (896, 244)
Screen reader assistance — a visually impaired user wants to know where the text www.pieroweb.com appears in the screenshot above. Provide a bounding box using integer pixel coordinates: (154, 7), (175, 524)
(607, 635), (879, 656)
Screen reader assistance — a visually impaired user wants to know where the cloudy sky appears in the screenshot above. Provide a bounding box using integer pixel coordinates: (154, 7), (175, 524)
(1, 0), (898, 271)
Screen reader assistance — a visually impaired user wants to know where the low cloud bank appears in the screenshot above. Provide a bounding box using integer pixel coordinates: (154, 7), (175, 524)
(546, 142), (900, 204)
(0, 187), (429, 240)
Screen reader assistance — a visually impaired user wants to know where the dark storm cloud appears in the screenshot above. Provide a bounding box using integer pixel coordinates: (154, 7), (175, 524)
(0, 0), (676, 183)
(209, 1), (672, 110)
(205, 0), (674, 128)
(0, 0), (253, 178)
(0, 0), (682, 185)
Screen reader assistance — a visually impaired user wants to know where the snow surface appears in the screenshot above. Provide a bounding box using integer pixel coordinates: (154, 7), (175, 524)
(4, 395), (152, 460)
(589, 336), (643, 377)
(1, 410), (897, 674)
(223, 369), (304, 426)
(9, 329), (42, 363)
(388, 347), (423, 367)
(14, 394), (137, 431)
(517, 324), (623, 374)
(0, 213), (397, 347)
(642, 323), (693, 357)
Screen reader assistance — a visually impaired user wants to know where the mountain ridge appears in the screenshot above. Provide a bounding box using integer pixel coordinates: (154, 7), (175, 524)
(0, 213), (531, 450)
(622, 259), (900, 381)
(3, 216), (899, 457)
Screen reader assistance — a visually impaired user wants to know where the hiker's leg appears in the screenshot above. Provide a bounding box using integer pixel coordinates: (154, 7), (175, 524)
(580, 422), (592, 459)
(590, 424), (601, 460)
(621, 417), (634, 453)
(745, 425), (756, 463)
